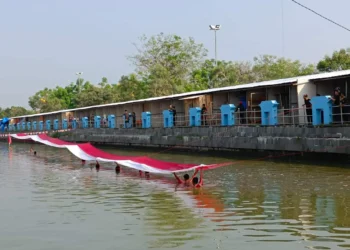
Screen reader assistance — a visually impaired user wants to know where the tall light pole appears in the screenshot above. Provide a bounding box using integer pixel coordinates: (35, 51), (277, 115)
(209, 25), (221, 66)
(75, 72), (83, 93)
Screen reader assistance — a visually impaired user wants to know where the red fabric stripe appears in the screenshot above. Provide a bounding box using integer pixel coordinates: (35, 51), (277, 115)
(37, 134), (77, 145)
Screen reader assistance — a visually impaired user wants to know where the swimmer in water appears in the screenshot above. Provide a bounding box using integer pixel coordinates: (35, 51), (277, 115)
(192, 169), (203, 188)
(95, 161), (100, 172)
(173, 169), (199, 185)
(115, 164), (121, 174)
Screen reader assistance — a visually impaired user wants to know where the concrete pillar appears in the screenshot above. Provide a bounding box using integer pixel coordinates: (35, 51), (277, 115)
(94, 116), (101, 128)
(82, 117), (88, 129)
(259, 100), (279, 126)
(39, 121), (43, 131)
(163, 110), (174, 128)
(54, 119), (59, 130)
(108, 115), (116, 129)
(220, 104), (235, 126)
(62, 119), (68, 130)
(189, 107), (201, 127)
(142, 112), (152, 128)
(46, 120), (51, 131)
(310, 96), (333, 125)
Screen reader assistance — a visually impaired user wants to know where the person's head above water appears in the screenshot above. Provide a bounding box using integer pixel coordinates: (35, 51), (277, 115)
(192, 177), (199, 185)
(115, 166), (120, 174)
(115, 164), (120, 172)
(34, 151), (37, 155)
(183, 174), (190, 181)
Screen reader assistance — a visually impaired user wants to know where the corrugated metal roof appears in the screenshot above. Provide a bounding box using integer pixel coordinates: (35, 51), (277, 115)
(11, 77), (298, 119)
(306, 70), (350, 81)
(179, 95), (204, 100)
(10, 69), (350, 119)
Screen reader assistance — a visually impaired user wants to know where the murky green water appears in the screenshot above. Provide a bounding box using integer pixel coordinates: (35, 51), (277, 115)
(1, 143), (350, 250)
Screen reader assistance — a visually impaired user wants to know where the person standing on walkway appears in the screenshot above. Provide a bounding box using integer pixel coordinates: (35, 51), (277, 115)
(303, 94), (312, 124)
(132, 112), (136, 128)
(236, 102), (246, 125)
(201, 104), (208, 126)
(332, 87), (342, 124)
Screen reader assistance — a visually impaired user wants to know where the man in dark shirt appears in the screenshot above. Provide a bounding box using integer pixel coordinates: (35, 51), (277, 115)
(168, 105), (176, 126)
(132, 112), (136, 127)
(332, 87), (342, 123)
(124, 110), (129, 122)
(303, 94), (312, 124)
(172, 106), (177, 126)
(236, 101), (246, 125)
(201, 104), (207, 125)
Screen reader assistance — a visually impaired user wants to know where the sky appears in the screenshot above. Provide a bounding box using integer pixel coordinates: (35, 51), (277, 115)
(1, 0), (350, 108)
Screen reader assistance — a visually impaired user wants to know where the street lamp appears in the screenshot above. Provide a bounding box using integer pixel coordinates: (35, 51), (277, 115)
(209, 25), (221, 66)
(75, 72), (83, 93)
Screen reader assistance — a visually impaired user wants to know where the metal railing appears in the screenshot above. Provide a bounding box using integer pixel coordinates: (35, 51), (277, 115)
(2, 104), (350, 134)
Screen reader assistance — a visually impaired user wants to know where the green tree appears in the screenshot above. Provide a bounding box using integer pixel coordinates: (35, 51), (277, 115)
(28, 88), (68, 112)
(252, 55), (315, 82)
(0, 106), (32, 117)
(117, 74), (149, 101)
(75, 78), (116, 107)
(75, 86), (105, 107)
(129, 33), (207, 96)
(317, 48), (350, 72)
(191, 59), (256, 89)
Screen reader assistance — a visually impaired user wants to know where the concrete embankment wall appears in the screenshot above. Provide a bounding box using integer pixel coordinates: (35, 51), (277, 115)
(58, 126), (350, 155)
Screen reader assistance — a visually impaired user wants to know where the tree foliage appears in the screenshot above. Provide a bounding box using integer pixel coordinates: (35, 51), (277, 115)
(129, 33), (207, 96)
(252, 55), (315, 81)
(117, 74), (148, 101)
(0, 106), (33, 118)
(1, 33), (348, 118)
(191, 59), (256, 89)
(317, 48), (350, 72)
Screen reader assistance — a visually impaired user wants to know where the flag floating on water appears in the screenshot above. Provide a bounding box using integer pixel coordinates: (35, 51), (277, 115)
(4, 133), (232, 174)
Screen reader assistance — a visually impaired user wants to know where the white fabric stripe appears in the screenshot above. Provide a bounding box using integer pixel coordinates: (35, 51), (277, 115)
(10, 134), (33, 140)
(65, 145), (97, 161)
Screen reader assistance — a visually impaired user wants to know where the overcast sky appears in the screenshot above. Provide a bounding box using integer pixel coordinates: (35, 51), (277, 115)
(1, 0), (350, 108)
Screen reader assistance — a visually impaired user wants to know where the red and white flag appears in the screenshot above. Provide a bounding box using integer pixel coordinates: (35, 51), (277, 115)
(8, 134), (12, 146)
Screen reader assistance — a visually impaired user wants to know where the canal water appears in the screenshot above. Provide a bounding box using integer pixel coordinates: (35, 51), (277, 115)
(0, 143), (350, 250)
